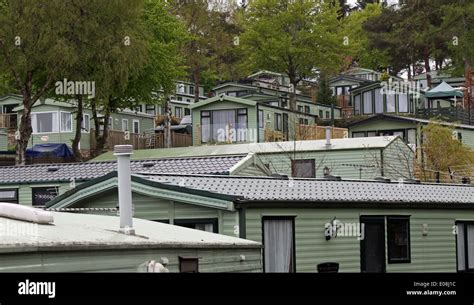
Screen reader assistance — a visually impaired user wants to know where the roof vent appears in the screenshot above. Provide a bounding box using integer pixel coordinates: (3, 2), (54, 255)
(374, 177), (391, 183)
(142, 162), (155, 168)
(323, 175), (342, 181)
(47, 167), (59, 172)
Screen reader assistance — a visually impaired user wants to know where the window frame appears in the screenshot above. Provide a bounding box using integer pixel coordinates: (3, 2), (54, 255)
(291, 159), (316, 178)
(174, 218), (218, 233)
(81, 114), (91, 133)
(258, 110), (264, 128)
(274, 113), (282, 131)
(175, 107), (183, 118)
(31, 111), (59, 134)
(132, 119), (140, 134)
(456, 221), (474, 272)
(387, 216), (411, 264)
(60, 111), (73, 133)
(121, 119), (129, 132)
(31, 186), (59, 207)
(0, 188), (18, 204)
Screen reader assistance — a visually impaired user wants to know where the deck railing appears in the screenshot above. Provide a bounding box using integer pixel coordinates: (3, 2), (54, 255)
(415, 106), (473, 125)
(90, 129), (192, 151)
(0, 113), (17, 129)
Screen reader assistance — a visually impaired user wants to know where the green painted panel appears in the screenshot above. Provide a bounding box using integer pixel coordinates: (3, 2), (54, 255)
(245, 208), (474, 273)
(0, 248), (262, 273)
(382, 138), (415, 179)
(349, 120), (417, 133)
(257, 149), (383, 179)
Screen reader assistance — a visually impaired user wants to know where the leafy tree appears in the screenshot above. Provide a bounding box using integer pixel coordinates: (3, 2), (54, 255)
(90, 0), (186, 154)
(239, 0), (346, 110)
(316, 74), (336, 105)
(343, 3), (389, 71)
(422, 122), (474, 182)
(0, 0), (78, 165)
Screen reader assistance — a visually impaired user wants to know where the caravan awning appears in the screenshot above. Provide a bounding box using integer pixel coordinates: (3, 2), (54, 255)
(424, 81), (464, 99)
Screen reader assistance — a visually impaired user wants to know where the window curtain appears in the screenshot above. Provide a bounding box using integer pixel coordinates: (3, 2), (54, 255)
(457, 223), (465, 271)
(61, 112), (72, 132)
(363, 91), (372, 114)
(31, 114), (37, 133)
(386, 93), (396, 112)
(468, 224), (474, 269)
(264, 219), (294, 272)
(399, 93), (408, 112)
(211, 110), (236, 142)
(195, 223), (214, 233)
(354, 95), (361, 114)
(374, 89), (383, 113)
(201, 116), (211, 142)
(237, 113), (247, 142)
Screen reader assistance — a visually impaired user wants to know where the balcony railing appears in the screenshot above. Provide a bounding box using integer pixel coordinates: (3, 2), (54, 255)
(90, 129), (192, 151)
(415, 106), (473, 125)
(0, 113), (17, 129)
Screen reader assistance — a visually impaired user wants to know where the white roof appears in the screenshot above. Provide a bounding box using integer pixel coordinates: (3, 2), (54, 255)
(0, 211), (260, 252)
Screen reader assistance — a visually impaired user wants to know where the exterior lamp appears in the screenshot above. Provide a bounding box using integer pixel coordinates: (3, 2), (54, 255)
(323, 166), (330, 177)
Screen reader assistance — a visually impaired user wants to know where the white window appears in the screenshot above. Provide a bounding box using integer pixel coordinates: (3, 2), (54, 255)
(398, 93), (408, 113)
(60, 112), (72, 132)
(31, 112), (59, 134)
(81, 114), (90, 133)
(133, 120), (140, 134)
(108, 117), (113, 130)
(386, 92), (396, 112)
(177, 84), (185, 94)
(457, 222), (474, 271)
(175, 107), (183, 118)
(122, 119), (128, 132)
(354, 94), (361, 115)
(363, 91), (373, 114)
(374, 89), (383, 113)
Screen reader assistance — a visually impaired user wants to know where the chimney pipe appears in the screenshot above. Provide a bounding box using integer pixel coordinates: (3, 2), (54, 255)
(114, 145), (135, 235)
(325, 126), (332, 148)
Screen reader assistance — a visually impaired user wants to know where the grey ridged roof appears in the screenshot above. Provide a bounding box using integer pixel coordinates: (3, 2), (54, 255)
(141, 174), (474, 204)
(0, 156), (245, 184)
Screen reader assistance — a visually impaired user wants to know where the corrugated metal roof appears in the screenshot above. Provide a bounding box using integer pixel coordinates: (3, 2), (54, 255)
(0, 212), (260, 251)
(140, 174), (474, 204)
(91, 136), (397, 162)
(0, 155), (245, 184)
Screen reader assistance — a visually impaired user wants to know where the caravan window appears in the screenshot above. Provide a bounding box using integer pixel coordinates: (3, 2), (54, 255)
(31, 112), (59, 134)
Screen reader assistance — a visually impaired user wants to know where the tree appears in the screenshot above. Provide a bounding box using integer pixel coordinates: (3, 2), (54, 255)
(0, 0), (78, 164)
(422, 122), (474, 183)
(363, 0), (453, 80)
(170, 0), (243, 101)
(239, 0), (347, 110)
(87, 0), (186, 154)
(342, 3), (389, 71)
(316, 74), (336, 105)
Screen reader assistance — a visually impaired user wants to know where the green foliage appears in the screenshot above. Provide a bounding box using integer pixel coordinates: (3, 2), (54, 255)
(239, 0), (347, 84)
(343, 3), (389, 70)
(423, 122), (474, 173)
(316, 74), (336, 105)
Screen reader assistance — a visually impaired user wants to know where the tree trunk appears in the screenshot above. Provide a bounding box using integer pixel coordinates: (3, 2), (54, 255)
(289, 80), (297, 111)
(91, 100), (111, 157)
(16, 96), (33, 165)
(424, 50), (432, 88)
(193, 66), (200, 103)
(164, 97), (172, 148)
(71, 95), (84, 162)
